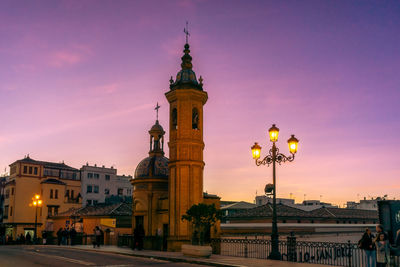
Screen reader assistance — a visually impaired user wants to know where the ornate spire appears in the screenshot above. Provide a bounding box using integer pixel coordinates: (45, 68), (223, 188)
(169, 43), (203, 91)
(181, 43), (193, 70)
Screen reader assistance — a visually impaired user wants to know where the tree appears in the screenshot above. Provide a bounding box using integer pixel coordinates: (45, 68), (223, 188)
(182, 203), (223, 245)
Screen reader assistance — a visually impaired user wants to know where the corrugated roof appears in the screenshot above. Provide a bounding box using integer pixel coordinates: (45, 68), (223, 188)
(53, 202), (132, 217)
(221, 201), (256, 210)
(228, 203), (378, 220)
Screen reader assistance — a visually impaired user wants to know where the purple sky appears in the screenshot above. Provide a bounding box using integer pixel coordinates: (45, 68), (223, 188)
(0, 0), (399, 206)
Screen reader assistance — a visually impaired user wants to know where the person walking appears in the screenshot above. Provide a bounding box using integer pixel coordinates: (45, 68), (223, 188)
(57, 228), (62, 246)
(69, 227), (76, 246)
(359, 228), (376, 267)
(374, 224), (388, 242)
(25, 232), (31, 245)
(375, 233), (390, 267)
(94, 226), (101, 248)
(61, 228), (68, 245)
(133, 224), (145, 250)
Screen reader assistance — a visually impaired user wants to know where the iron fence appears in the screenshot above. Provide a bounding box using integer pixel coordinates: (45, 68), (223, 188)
(211, 237), (400, 267)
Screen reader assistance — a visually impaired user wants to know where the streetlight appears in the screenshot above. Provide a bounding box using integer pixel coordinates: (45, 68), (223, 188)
(30, 194), (43, 243)
(251, 124), (299, 260)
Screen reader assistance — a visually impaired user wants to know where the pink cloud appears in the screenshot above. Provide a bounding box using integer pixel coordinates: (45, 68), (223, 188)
(92, 83), (119, 94)
(49, 51), (82, 67)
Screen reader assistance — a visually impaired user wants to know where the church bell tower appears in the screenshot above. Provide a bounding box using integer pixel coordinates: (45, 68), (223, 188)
(165, 40), (208, 251)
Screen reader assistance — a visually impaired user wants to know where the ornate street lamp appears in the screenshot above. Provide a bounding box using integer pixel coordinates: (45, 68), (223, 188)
(251, 124), (299, 260)
(30, 194), (42, 243)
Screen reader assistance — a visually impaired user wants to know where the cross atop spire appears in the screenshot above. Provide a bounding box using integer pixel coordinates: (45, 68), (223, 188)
(184, 21), (190, 44)
(155, 102), (160, 121)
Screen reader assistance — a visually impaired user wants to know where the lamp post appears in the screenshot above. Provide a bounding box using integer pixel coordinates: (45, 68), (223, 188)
(251, 124), (299, 260)
(31, 194), (42, 243)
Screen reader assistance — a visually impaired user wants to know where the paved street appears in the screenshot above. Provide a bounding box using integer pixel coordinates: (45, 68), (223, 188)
(0, 245), (205, 267)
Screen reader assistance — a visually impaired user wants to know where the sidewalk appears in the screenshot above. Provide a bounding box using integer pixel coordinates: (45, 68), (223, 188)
(56, 245), (331, 267)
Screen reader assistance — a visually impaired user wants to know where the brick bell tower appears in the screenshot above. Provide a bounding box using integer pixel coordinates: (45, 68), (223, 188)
(165, 41), (208, 251)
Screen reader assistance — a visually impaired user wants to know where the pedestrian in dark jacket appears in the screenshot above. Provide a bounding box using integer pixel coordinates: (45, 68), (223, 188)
(133, 224), (145, 250)
(61, 228), (68, 245)
(94, 226), (101, 248)
(25, 232), (31, 244)
(57, 228), (62, 245)
(69, 228), (76, 246)
(359, 228), (376, 267)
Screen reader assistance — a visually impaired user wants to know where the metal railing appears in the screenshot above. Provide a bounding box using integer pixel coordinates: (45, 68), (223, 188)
(211, 237), (400, 267)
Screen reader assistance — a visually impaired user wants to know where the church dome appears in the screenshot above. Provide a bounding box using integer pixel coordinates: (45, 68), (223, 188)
(134, 156), (169, 179)
(134, 115), (168, 180)
(150, 121), (164, 132)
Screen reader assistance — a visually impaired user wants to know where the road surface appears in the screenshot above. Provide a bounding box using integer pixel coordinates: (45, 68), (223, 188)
(0, 245), (206, 267)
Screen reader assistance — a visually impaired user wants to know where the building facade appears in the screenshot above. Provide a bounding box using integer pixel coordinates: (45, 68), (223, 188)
(1, 156), (82, 239)
(80, 164), (132, 207)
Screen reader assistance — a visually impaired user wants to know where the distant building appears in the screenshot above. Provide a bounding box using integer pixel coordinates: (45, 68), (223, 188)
(223, 203), (379, 238)
(51, 202), (132, 245)
(2, 156), (82, 239)
(255, 195), (336, 211)
(0, 176), (9, 224)
(221, 201), (256, 217)
(347, 197), (379, 210)
(80, 164), (132, 207)
(255, 195), (295, 206)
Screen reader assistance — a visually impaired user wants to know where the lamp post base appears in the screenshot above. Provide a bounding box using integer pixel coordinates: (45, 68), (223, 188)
(268, 250), (281, 260)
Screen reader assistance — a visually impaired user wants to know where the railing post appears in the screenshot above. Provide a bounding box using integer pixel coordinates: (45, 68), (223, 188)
(287, 232), (296, 262)
(347, 240), (352, 267)
(244, 236), (248, 258)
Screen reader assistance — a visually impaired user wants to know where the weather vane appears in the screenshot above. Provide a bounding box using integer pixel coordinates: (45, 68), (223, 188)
(155, 102), (160, 121)
(184, 21), (190, 44)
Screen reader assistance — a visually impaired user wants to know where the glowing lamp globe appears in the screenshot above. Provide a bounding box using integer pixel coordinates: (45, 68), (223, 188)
(287, 135), (299, 154)
(269, 124), (279, 142)
(251, 142), (262, 160)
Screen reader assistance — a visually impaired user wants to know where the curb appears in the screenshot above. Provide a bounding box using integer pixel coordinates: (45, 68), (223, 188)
(41, 245), (244, 267)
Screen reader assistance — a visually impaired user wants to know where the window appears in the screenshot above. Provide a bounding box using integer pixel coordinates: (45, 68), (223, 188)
(55, 189), (58, 199)
(10, 206), (13, 216)
(5, 189), (9, 199)
(87, 200), (92, 206)
(94, 173), (100, 179)
(29, 166), (33, 174)
(93, 200), (98, 205)
(172, 108), (177, 129)
(66, 190), (70, 198)
(47, 205), (60, 216)
(87, 185), (92, 193)
(87, 173), (93, 179)
(23, 166), (27, 174)
(11, 188), (14, 195)
(34, 167), (38, 175)
(105, 175), (110, 181)
(10, 166), (16, 175)
(105, 189), (110, 195)
(118, 188), (123, 196)
(94, 185), (99, 193)
(192, 108), (199, 129)
(50, 189), (53, 199)
(4, 206), (9, 219)
(71, 190), (74, 199)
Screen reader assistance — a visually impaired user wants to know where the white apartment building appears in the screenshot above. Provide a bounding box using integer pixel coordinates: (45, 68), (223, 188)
(80, 164), (132, 206)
